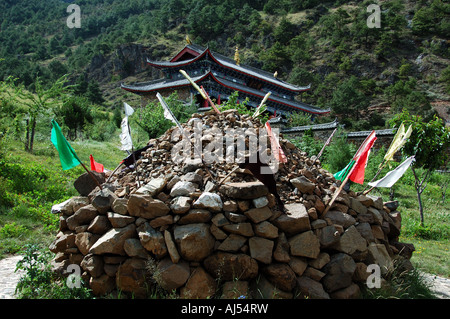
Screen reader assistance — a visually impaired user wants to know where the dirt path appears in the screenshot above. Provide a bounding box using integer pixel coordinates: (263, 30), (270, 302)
(0, 255), (24, 299)
(0, 255), (449, 299)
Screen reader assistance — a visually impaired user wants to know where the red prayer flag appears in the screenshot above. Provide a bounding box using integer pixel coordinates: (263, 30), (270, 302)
(348, 131), (377, 184)
(265, 122), (287, 164)
(90, 154), (104, 173)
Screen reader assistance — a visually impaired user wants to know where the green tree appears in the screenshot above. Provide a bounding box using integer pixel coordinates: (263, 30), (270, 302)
(5, 75), (68, 152)
(329, 76), (369, 124)
(390, 109), (450, 226)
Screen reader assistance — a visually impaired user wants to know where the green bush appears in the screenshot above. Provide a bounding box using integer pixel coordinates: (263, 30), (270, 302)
(15, 244), (93, 299)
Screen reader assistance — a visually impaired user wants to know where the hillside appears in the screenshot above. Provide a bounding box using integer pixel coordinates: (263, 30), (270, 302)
(0, 0), (449, 130)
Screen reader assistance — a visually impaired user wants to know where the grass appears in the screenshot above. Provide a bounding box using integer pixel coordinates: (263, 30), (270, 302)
(0, 137), (125, 258)
(356, 172), (450, 278)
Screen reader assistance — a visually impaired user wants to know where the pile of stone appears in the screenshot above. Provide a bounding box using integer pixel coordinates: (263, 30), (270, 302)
(49, 110), (415, 299)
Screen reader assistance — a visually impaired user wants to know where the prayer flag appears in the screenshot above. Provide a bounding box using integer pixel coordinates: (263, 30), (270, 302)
(265, 121), (287, 163)
(50, 119), (82, 170)
(89, 154), (104, 173)
(334, 160), (356, 181)
(120, 116), (133, 151)
(253, 92), (271, 119)
(348, 131), (377, 184)
(369, 156), (415, 188)
(383, 123), (412, 164)
(124, 102), (134, 117)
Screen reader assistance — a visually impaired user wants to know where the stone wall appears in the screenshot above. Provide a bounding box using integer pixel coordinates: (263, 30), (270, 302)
(49, 110), (414, 299)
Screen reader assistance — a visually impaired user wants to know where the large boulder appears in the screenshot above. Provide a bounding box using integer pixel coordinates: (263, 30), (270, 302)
(173, 223), (215, 261)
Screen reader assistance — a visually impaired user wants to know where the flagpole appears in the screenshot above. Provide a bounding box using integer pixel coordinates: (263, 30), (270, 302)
(321, 131), (376, 217)
(320, 163), (356, 217)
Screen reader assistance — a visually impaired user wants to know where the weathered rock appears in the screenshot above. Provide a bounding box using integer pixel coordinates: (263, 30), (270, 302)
(127, 194), (170, 219)
(249, 237), (274, 264)
(349, 197), (368, 215)
(138, 222), (167, 259)
(218, 234), (247, 252)
(90, 224), (136, 255)
(263, 263), (297, 292)
(211, 213), (230, 227)
(252, 196), (269, 208)
(75, 232), (100, 255)
(170, 181), (197, 197)
(173, 223), (215, 261)
(273, 232), (290, 263)
(244, 206), (273, 224)
(124, 238), (149, 259)
(355, 222), (375, 243)
(219, 182), (268, 200)
(290, 176), (315, 194)
(332, 225), (368, 255)
(224, 211), (247, 223)
(49, 233), (75, 253)
(289, 257), (308, 276)
(203, 252), (258, 281)
(289, 231), (320, 259)
(116, 257), (148, 298)
(164, 230), (180, 263)
(308, 252), (330, 269)
(180, 266), (217, 299)
(273, 203), (311, 235)
(136, 177), (167, 196)
(66, 204), (98, 231)
(107, 212), (135, 228)
(193, 192), (223, 212)
(90, 274), (115, 296)
(170, 196), (191, 214)
(366, 243), (393, 275)
(252, 275), (293, 299)
(296, 276), (330, 299)
(111, 198), (128, 215)
(323, 210), (356, 229)
(80, 253), (104, 278)
(322, 253), (356, 293)
(74, 171), (105, 196)
(149, 215), (173, 228)
(155, 257), (190, 291)
(330, 283), (361, 299)
(87, 215), (112, 234)
(223, 223), (255, 237)
(210, 224), (228, 240)
(253, 221), (278, 239)
(91, 188), (118, 214)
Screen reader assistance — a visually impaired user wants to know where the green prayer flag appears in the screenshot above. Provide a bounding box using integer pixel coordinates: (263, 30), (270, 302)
(333, 160), (356, 181)
(51, 119), (82, 170)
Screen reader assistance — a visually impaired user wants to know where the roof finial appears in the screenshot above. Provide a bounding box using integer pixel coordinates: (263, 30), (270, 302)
(186, 35), (192, 45)
(234, 46), (240, 66)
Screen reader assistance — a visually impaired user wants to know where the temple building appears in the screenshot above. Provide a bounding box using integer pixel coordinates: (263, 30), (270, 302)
(121, 43), (330, 118)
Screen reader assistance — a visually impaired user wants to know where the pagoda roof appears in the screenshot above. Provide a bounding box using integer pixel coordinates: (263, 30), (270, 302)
(121, 71), (329, 115)
(146, 45), (311, 93)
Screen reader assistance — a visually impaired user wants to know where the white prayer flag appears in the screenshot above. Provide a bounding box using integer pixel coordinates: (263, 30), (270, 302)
(124, 102), (135, 117)
(120, 116), (133, 151)
(368, 156), (415, 188)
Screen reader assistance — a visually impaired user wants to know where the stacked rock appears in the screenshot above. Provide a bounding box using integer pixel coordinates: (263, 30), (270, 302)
(49, 110), (415, 299)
